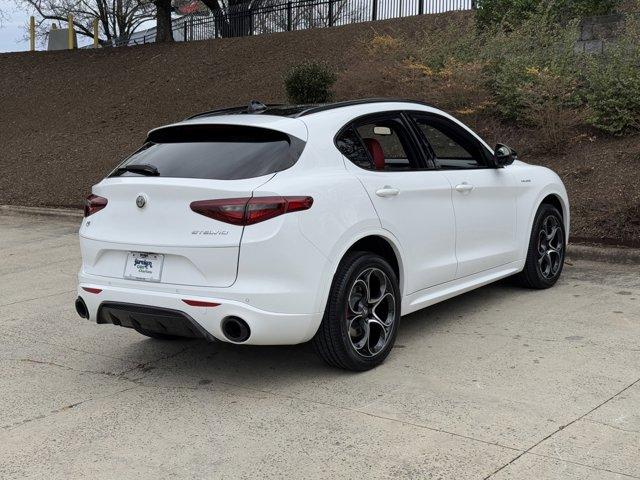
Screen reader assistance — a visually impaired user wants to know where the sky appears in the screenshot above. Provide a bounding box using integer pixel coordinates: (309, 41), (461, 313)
(0, 0), (95, 52)
(0, 0), (30, 52)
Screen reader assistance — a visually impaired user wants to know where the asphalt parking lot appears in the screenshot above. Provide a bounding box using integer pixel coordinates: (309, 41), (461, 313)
(0, 211), (638, 479)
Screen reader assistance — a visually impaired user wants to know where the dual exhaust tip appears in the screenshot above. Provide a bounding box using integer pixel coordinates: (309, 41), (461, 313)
(76, 296), (251, 343)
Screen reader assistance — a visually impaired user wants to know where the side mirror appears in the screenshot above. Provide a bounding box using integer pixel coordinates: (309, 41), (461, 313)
(494, 144), (517, 167)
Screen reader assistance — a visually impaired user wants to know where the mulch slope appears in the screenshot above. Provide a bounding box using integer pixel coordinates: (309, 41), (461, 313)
(0, 13), (638, 245)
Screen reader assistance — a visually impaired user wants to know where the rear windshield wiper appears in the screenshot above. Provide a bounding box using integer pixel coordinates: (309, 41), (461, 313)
(116, 164), (159, 176)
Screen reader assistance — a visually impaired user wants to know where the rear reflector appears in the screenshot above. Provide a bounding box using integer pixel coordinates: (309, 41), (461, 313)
(84, 194), (108, 217)
(82, 287), (102, 294)
(190, 196), (313, 226)
(182, 299), (221, 307)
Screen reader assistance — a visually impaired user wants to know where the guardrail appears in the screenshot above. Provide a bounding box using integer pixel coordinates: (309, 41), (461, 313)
(111, 0), (476, 46)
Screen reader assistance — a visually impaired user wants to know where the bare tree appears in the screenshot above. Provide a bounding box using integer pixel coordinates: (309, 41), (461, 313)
(140, 0), (173, 42)
(155, 0), (173, 41)
(18, 0), (162, 45)
(197, 0), (258, 37)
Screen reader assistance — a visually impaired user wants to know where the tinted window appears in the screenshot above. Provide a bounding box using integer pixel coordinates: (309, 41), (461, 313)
(335, 126), (372, 169)
(336, 114), (425, 172)
(109, 125), (303, 180)
(412, 115), (487, 169)
(419, 124), (473, 160)
(356, 122), (412, 169)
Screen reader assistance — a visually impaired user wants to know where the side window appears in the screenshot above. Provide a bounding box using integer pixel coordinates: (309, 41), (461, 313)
(336, 114), (425, 172)
(420, 124), (472, 160)
(335, 126), (372, 170)
(412, 115), (485, 169)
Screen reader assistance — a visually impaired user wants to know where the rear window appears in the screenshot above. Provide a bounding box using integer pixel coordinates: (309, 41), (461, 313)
(109, 124), (305, 180)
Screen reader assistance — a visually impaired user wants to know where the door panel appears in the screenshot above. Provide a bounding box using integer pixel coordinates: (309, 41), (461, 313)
(444, 169), (519, 278)
(408, 112), (519, 278)
(346, 165), (457, 293)
(338, 112), (458, 294)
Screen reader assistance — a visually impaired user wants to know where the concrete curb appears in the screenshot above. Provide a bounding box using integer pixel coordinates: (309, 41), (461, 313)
(2, 204), (639, 265)
(567, 243), (640, 266)
(0, 204), (82, 219)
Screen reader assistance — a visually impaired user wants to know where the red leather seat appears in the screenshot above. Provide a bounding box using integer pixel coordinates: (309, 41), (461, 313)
(363, 138), (385, 171)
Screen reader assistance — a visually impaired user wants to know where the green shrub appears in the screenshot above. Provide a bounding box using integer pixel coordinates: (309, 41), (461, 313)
(476, 0), (622, 30)
(408, 18), (479, 71)
(476, 0), (538, 30)
(559, 0), (622, 18)
(380, 16), (488, 111)
(284, 62), (337, 104)
(482, 9), (582, 113)
(394, 0), (637, 141)
(480, 8), (585, 148)
(584, 19), (640, 134)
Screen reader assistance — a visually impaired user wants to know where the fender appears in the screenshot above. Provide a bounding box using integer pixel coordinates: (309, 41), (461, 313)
(311, 228), (406, 326)
(521, 183), (570, 259)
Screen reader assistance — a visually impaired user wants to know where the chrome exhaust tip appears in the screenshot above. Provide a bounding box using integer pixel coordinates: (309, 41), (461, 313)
(221, 316), (251, 343)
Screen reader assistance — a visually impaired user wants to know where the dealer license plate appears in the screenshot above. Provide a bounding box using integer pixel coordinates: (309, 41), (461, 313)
(123, 252), (164, 282)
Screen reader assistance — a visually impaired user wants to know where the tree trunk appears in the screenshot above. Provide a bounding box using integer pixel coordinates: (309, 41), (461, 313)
(201, 0), (256, 38)
(228, 3), (252, 37)
(155, 0), (174, 42)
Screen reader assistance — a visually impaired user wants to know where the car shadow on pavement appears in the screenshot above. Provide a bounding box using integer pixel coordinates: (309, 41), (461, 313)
(118, 280), (529, 390)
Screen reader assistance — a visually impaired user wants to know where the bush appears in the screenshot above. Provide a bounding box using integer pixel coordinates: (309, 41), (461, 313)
(284, 62), (337, 104)
(584, 19), (640, 134)
(406, 19), (478, 72)
(560, 0), (622, 18)
(480, 7), (586, 149)
(476, 0), (622, 30)
(376, 17), (487, 111)
(385, 0), (637, 143)
(482, 10), (582, 110)
(476, 0), (538, 30)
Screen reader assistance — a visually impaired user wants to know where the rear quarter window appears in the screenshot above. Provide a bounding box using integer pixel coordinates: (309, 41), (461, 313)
(109, 124), (305, 180)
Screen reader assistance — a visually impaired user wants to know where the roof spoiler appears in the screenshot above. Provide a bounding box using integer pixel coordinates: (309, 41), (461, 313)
(187, 100), (282, 120)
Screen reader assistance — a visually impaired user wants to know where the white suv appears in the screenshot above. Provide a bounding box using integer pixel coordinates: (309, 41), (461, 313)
(76, 99), (569, 370)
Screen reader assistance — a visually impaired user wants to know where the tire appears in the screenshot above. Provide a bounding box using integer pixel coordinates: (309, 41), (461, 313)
(514, 203), (566, 289)
(132, 326), (186, 340)
(312, 251), (401, 371)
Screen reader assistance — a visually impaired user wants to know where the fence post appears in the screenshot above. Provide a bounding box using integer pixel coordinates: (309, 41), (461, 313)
(371, 0), (378, 21)
(287, 2), (292, 31)
(93, 18), (99, 47)
(183, 21), (187, 41)
(328, 0), (334, 27)
(418, 0), (423, 15)
(29, 16), (35, 51)
(67, 14), (74, 49)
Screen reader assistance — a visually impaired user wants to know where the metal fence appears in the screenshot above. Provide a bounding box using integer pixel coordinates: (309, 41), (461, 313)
(114, 0), (475, 46)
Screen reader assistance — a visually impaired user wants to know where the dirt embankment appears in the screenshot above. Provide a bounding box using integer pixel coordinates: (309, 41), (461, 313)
(0, 12), (638, 245)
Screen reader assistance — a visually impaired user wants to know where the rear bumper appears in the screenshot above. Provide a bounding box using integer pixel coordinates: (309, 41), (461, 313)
(77, 278), (322, 345)
(96, 302), (215, 339)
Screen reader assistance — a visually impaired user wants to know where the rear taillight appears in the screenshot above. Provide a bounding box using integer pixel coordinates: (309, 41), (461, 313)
(190, 196), (313, 226)
(84, 194), (108, 217)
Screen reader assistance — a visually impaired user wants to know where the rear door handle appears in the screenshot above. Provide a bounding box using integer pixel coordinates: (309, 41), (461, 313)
(455, 182), (474, 194)
(375, 186), (400, 198)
